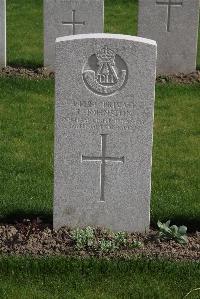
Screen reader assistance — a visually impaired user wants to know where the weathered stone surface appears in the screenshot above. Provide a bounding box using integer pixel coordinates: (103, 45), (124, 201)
(0, 0), (6, 68)
(44, 0), (104, 69)
(138, 0), (200, 74)
(54, 34), (157, 232)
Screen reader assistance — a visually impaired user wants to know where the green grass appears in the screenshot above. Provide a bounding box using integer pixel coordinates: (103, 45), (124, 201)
(0, 257), (199, 299)
(7, 0), (200, 68)
(7, 0), (43, 68)
(0, 78), (199, 229)
(152, 84), (200, 229)
(0, 78), (53, 220)
(105, 0), (138, 36)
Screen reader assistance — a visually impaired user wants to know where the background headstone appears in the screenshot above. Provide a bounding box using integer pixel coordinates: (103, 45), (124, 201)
(54, 34), (157, 232)
(138, 0), (200, 74)
(0, 0), (6, 68)
(44, 0), (104, 69)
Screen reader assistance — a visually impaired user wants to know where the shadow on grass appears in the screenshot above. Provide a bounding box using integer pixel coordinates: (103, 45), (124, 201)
(0, 211), (53, 225)
(0, 211), (200, 232)
(8, 60), (44, 70)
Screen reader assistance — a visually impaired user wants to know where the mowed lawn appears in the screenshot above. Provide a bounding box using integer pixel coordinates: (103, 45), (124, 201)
(0, 257), (199, 299)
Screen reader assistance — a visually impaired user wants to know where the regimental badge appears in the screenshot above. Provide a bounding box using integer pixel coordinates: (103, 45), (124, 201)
(83, 46), (128, 96)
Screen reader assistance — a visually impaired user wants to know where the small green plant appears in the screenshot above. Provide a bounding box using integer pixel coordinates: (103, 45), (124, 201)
(98, 231), (128, 253)
(114, 231), (127, 248)
(157, 220), (188, 245)
(70, 226), (95, 250)
(99, 239), (117, 253)
(129, 240), (143, 249)
(70, 227), (144, 253)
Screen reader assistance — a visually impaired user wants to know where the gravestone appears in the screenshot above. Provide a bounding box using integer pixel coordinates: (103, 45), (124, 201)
(138, 0), (200, 74)
(54, 34), (157, 232)
(0, 0), (6, 68)
(44, 0), (104, 70)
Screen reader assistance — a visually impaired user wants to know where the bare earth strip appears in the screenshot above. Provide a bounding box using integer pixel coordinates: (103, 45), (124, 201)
(0, 220), (199, 261)
(0, 66), (200, 84)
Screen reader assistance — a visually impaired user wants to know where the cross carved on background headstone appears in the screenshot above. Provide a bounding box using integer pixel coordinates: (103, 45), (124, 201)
(156, 0), (183, 32)
(62, 10), (85, 35)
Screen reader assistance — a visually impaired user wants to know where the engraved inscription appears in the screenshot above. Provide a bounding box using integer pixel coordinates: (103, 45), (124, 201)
(156, 0), (183, 32)
(83, 46), (128, 96)
(81, 134), (124, 201)
(63, 98), (136, 131)
(62, 10), (85, 35)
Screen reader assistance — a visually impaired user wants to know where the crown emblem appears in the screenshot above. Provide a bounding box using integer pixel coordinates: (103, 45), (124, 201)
(82, 45), (128, 96)
(96, 46), (115, 65)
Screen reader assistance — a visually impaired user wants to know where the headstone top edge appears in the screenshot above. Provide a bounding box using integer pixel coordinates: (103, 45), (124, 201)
(56, 33), (157, 47)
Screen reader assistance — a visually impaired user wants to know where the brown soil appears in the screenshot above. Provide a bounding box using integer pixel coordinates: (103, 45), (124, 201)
(0, 219), (199, 261)
(1, 66), (200, 84)
(0, 66), (54, 79)
(157, 70), (200, 84)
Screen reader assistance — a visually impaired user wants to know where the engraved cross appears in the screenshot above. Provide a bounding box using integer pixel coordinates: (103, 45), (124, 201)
(156, 0), (183, 32)
(62, 10), (85, 35)
(81, 134), (124, 202)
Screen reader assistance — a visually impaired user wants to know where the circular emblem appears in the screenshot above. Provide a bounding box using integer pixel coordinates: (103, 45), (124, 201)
(82, 46), (128, 96)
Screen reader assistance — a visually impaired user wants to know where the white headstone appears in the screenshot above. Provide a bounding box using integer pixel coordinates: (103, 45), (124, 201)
(44, 0), (104, 70)
(0, 0), (6, 68)
(54, 34), (157, 232)
(138, 0), (200, 74)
